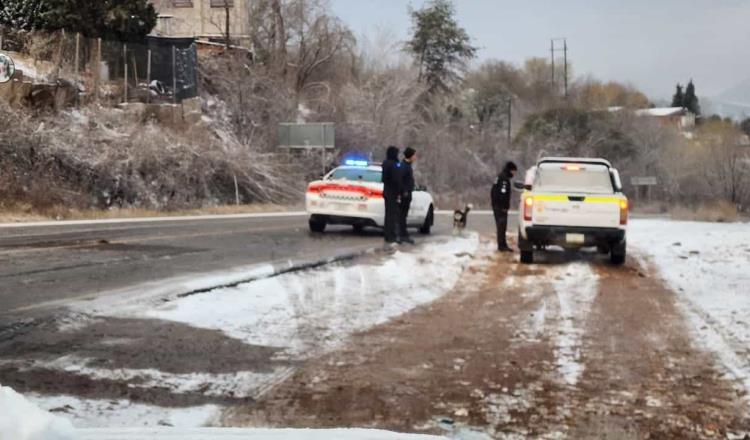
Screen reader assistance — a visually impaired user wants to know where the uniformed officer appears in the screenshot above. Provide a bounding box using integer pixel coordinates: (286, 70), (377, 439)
(398, 147), (417, 244)
(382, 146), (403, 244)
(491, 161), (518, 252)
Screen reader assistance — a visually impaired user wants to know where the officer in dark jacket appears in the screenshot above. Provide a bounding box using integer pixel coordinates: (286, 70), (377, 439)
(398, 147), (417, 244)
(491, 161), (518, 252)
(382, 146), (403, 243)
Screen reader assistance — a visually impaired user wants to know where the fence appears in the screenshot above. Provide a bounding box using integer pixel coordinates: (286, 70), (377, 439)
(0, 26), (198, 104)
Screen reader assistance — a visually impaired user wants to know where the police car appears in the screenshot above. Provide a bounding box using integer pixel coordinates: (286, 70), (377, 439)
(306, 159), (435, 234)
(517, 157), (629, 265)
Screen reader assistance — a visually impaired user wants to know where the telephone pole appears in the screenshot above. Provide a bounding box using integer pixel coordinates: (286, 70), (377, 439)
(550, 38), (569, 99)
(507, 97), (512, 144)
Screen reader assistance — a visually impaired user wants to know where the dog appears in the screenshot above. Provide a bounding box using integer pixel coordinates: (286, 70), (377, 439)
(452, 204), (473, 235)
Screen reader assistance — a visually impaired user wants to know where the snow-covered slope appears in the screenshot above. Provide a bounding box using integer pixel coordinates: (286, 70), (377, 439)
(630, 219), (750, 390)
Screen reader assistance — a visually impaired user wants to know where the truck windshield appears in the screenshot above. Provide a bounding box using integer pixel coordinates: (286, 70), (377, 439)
(329, 168), (382, 183)
(535, 164), (614, 194)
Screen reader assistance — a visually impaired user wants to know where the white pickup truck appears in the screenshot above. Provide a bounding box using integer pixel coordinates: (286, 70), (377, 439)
(516, 157), (629, 265)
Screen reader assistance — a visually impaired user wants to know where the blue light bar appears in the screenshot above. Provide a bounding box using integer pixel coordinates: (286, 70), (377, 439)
(344, 159), (369, 167)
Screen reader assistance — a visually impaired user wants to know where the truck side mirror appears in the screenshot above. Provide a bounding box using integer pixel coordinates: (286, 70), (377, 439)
(611, 170), (623, 193)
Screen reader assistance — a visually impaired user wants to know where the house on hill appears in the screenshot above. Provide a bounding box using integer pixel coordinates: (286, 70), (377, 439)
(149, 0), (251, 47)
(634, 107), (696, 131)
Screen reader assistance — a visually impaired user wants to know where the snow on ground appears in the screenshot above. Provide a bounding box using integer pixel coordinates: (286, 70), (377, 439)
(10, 354), (292, 400)
(549, 263), (599, 387)
(0, 385), (76, 440)
(26, 235), (479, 428)
(2, 384), (445, 439)
(26, 393), (218, 430)
(143, 235), (479, 356)
(507, 261), (599, 387)
(77, 428), (446, 440)
(630, 219), (750, 391)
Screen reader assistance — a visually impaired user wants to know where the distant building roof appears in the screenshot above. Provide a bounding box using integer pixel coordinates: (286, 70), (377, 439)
(634, 107), (688, 117)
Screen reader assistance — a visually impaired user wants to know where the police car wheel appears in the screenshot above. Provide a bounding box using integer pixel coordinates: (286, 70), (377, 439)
(419, 206), (434, 235)
(309, 218), (326, 233)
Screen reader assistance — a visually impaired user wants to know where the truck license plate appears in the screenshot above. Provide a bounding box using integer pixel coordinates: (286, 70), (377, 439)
(566, 233), (585, 244)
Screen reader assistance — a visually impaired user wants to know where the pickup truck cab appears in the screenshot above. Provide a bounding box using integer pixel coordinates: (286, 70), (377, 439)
(517, 157), (628, 265)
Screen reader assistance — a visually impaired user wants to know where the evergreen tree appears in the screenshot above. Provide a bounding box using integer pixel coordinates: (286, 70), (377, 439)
(0, 0), (156, 41)
(683, 79), (701, 115)
(0, 0), (51, 30)
(406, 0), (477, 94)
(671, 83), (684, 108)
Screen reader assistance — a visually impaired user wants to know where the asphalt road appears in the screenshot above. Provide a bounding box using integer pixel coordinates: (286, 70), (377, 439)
(1, 212), (504, 317)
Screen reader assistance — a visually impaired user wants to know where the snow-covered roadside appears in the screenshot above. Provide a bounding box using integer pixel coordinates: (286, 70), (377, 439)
(78, 428), (446, 440)
(2, 383), (445, 440)
(0, 385), (76, 440)
(24, 235), (479, 428)
(630, 219), (750, 392)
(142, 235), (479, 356)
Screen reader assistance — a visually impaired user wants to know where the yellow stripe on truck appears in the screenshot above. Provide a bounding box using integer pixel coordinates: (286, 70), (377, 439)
(529, 194), (624, 204)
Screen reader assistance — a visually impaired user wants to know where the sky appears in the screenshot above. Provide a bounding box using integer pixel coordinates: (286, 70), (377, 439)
(329, 0), (750, 101)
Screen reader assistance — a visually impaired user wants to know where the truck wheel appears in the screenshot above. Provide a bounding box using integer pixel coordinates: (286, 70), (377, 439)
(610, 240), (626, 265)
(518, 228), (533, 264)
(309, 217), (326, 233)
(419, 206), (434, 235)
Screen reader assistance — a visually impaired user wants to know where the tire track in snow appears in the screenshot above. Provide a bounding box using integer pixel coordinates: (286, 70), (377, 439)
(507, 261), (599, 387)
(548, 263), (600, 387)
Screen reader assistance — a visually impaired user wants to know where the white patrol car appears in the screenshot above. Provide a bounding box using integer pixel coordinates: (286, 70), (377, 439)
(306, 160), (435, 234)
(516, 157), (629, 265)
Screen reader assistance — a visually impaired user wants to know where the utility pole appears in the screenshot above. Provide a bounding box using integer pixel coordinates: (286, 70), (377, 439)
(564, 39), (568, 99)
(550, 40), (555, 86)
(507, 97), (512, 144)
(550, 38), (569, 98)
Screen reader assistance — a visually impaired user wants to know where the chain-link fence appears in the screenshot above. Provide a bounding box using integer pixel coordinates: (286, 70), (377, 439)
(0, 26), (198, 104)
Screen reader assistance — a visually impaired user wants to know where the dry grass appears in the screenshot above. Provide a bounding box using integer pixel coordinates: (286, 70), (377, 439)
(670, 200), (742, 223)
(0, 203), (304, 223)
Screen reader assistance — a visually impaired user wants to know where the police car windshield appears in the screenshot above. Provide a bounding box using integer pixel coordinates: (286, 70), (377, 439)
(329, 167), (382, 183)
(535, 164), (614, 194)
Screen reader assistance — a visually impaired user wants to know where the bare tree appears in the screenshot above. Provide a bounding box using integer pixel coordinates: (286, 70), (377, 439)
(286, 0), (354, 97)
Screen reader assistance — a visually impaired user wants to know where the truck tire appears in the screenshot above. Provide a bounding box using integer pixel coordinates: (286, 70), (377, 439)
(309, 217), (326, 233)
(611, 240), (626, 265)
(518, 229), (534, 264)
(419, 206), (434, 235)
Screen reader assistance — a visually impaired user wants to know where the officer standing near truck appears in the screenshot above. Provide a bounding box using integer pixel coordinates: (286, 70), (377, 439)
(382, 146), (403, 244)
(491, 161), (518, 252)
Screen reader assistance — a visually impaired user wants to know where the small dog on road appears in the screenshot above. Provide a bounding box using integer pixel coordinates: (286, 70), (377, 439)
(453, 204), (473, 235)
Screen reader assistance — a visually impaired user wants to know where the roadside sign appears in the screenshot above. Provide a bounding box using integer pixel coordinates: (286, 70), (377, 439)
(278, 122), (336, 176)
(631, 176), (657, 186)
(278, 123), (335, 150)
(0, 53), (15, 83)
